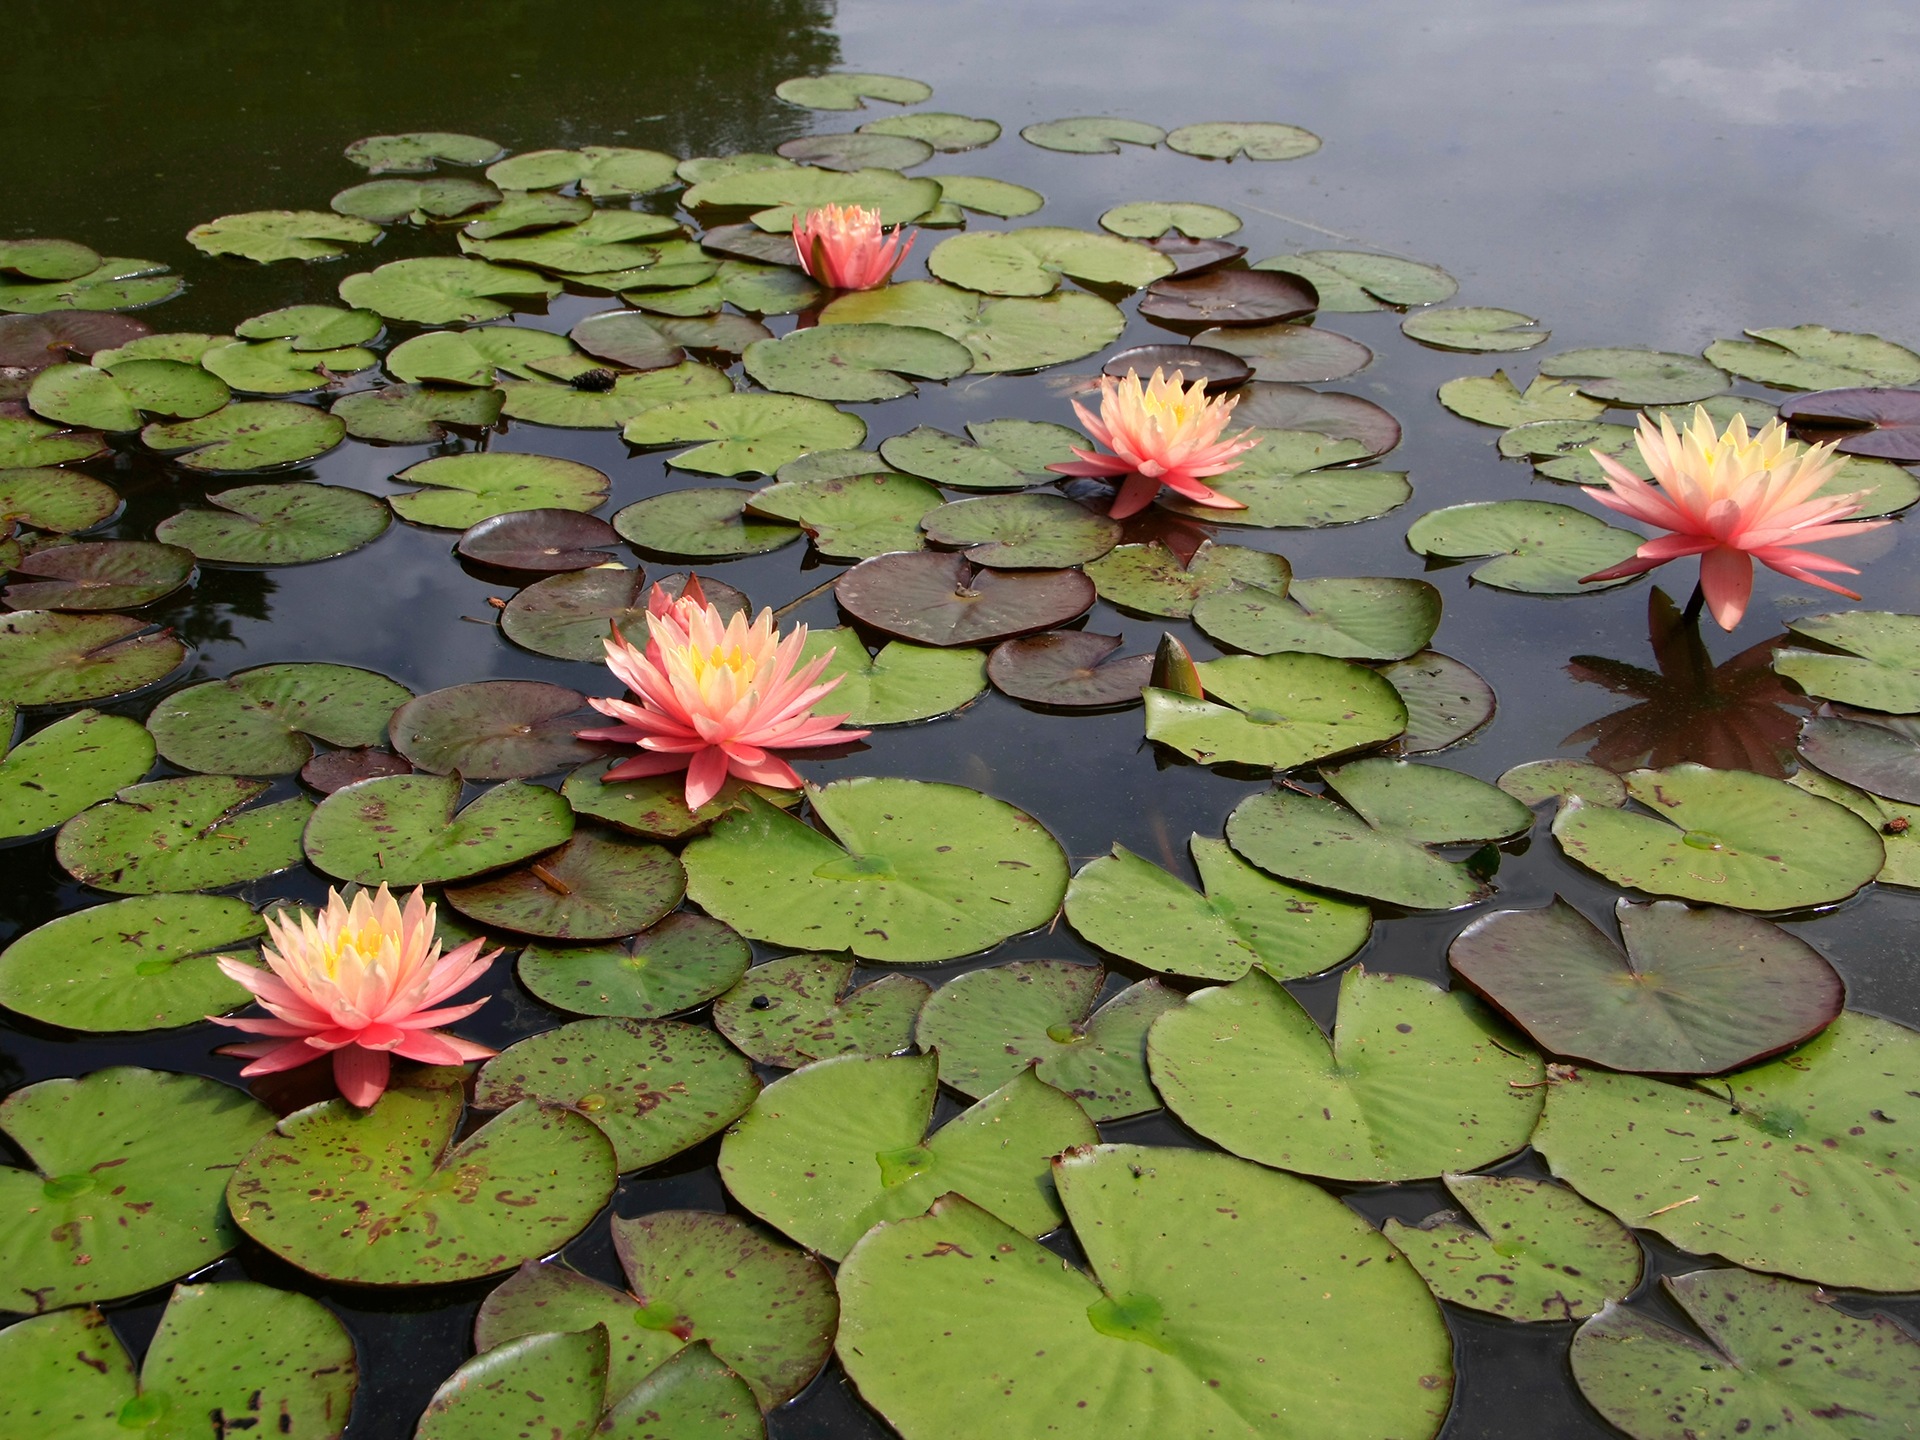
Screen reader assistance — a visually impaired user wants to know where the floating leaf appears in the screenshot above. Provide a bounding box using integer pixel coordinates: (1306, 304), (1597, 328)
(1253, 250), (1456, 311)
(0, 468), (116, 533)
(229, 1066), (616, 1285)
(0, 238), (100, 281)
(1144, 651), (1406, 768)
(501, 566), (663, 661)
(1438, 370), (1606, 427)
(1165, 121), (1322, 160)
(624, 393), (865, 476)
(389, 452), (608, 528)
(820, 281), (1124, 372)
(1775, 610), (1920, 711)
(1232, 382), (1402, 455)
(1779, 386), (1920, 462)
(683, 777), (1068, 963)
(499, 361), (731, 429)
(344, 132), (503, 174)
(861, 112), (1001, 152)
(457, 509), (618, 573)
(1193, 576), (1441, 660)
(1150, 967), (1542, 1181)
(1226, 758), (1532, 909)
(1799, 708), (1920, 803)
(56, 775), (310, 894)
(834, 550), (1094, 646)
(155, 483), (390, 565)
(337, 257), (561, 325)
(331, 383), (502, 444)
(141, 400), (346, 472)
(613, 488), (799, 560)
(742, 322), (971, 402)
(1405, 499), (1643, 593)
(1534, 1011), (1920, 1289)
(1146, 234), (1249, 274)
(1097, 201), (1241, 239)
(301, 746), (412, 795)
(921, 492), (1120, 568)
(1019, 115), (1165, 152)
(935, 174), (1045, 217)
(777, 132), (934, 172)
(0, 257), (182, 314)
(0, 709), (152, 840)
(390, 680), (605, 780)
(460, 188), (594, 237)
(927, 227), (1172, 297)
(0, 1067), (273, 1312)
(1383, 1175), (1642, 1322)
(302, 773), (574, 886)
(484, 146), (680, 196)
(0, 611), (186, 706)
(1537, 347), (1728, 406)
(1551, 762), (1883, 909)
(988, 632), (1151, 709)
(330, 175), (503, 223)
(797, 627), (986, 724)
(1497, 417), (1642, 486)
(235, 304), (381, 351)
(463, 212), (689, 275)
(1192, 321), (1371, 381)
(697, 221), (807, 267)
(1066, 836), (1370, 982)
(187, 210), (380, 264)
(719, 1057), (1095, 1260)
(685, 166), (940, 230)
(1102, 342), (1251, 390)
(714, 955), (929, 1067)
(146, 662), (408, 777)
(3, 539), (193, 611)
(775, 72), (933, 110)
(29, 359), (228, 431)
(1138, 269), (1317, 325)
(1401, 306), (1548, 353)
(569, 309), (688, 372)
(1159, 465), (1413, 528)
(519, 913), (750, 1019)
(879, 418), (1082, 491)
(1084, 539), (1290, 618)
(1499, 757), (1628, 809)
(0, 411), (108, 466)
(386, 326), (579, 386)
(739, 471), (934, 559)
(1380, 651), (1495, 753)
(1704, 325), (1920, 391)
(446, 829), (684, 941)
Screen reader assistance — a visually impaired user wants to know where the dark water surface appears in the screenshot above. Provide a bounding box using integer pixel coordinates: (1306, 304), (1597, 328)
(7, 2), (1920, 1436)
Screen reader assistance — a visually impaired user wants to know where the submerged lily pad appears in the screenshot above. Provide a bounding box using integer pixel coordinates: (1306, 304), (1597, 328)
(0, 1067), (273, 1312)
(1253, 250), (1457, 311)
(1138, 269), (1317, 325)
(3, 540), (194, 611)
(389, 452), (608, 528)
(156, 483), (390, 565)
(1775, 610), (1920, 711)
(302, 773), (574, 886)
(880, 418), (1083, 491)
(187, 210), (380, 265)
(56, 775), (311, 893)
(624, 393), (866, 476)
(338, 257), (561, 325)
(1085, 540), (1291, 618)
(1538, 347), (1729, 406)
(331, 383), (503, 444)
(835, 551), (1094, 647)
(390, 680), (605, 779)
(1144, 651), (1406, 769)
(776, 72), (933, 110)
(1401, 306), (1548, 353)
(1438, 370), (1607, 427)
(1150, 967), (1543, 1181)
(719, 1057), (1095, 1260)
(1383, 1175), (1642, 1322)
(344, 131), (503, 174)
(1406, 500), (1643, 594)
(683, 778), (1068, 964)
(1193, 576), (1442, 660)
(988, 632), (1151, 709)
(927, 228), (1172, 297)
(820, 281), (1124, 372)
(229, 1066), (616, 1285)
(0, 611), (186, 706)
(141, 400), (346, 472)
(1551, 762), (1884, 910)
(0, 708), (152, 840)
(743, 323), (971, 402)
(797, 627), (987, 725)
(147, 662), (411, 775)
(714, 955), (930, 1067)
(446, 829), (685, 941)
(519, 913), (750, 1020)
(921, 493), (1120, 568)
(1704, 325), (1920, 391)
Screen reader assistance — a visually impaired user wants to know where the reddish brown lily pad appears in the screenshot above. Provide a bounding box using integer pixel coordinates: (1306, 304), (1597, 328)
(457, 509), (621, 572)
(3, 540), (195, 610)
(0, 313), (151, 373)
(1779, 388), (1920, 462)
(1143, 235), (1248, 276)
(1138, 269), (1317, 326)
(1102, 344), (1251, 392)
(1232, 382), (1402, 459)
(834, 550), (1094, 647)
(987, 631), (1152, 708)
(300, 746), (414, 794)
(390, 680), (611, 779)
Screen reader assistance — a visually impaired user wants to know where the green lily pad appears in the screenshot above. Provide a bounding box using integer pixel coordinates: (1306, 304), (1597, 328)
(330, 175), (503, 223)
(680, 154), (795, 185)
(1193, 576), (1441, 660)
(187, 210), (380, 264)
(796, 627), (986, 724)
(229, 1066), (616, 1285)
(1405, 499), (1643, 594)
(1165, 121), (1321, 160)
(879, 418), (1083, 491)
(0, 1067), (273, 1312)
(1574, 1267), (1920, 1440)
(1799, 709), (1920, 802)
(927, 227), (1172, 297)
(0, 238), (100, 280)
(3, 539), (194, 611)
(235, 304), (382, 350)
(1824, 455), (1920, 516)
(613, 488), (800, 559)
(302, 772), (574, 886)
(834, 550), (1095, 646)
(1149, 966), (1543, 1181)
(624, 394), (866, 476)
(331, 383), (503, 444)
(719, 1056), (1095, 1260)
(569, 309), (686, 372)
(501, 567), (658, 661)
(0, 257), (183, 314)
(1496, 417), (1643, 486)
(776, 72), (933, 110)
(463, 214), (689, 276)
(634, 261), (817, 319)
(1452, 897), (1844, 1073)
(1704, 325), (1920, 391)
(0, 466), (119, 532)
(446, 828), (685, 941)
(518, 913), (750, 1019)
(141, 400), (346, 472)
(1019, 116), (1165, 153)
(1498, 757), (1629, 809)
(154, 482), (391, 565)
(916, 961), (1176, 1121)
(1775, 610), (1920, 711)
(836, 1144), (1452, 1440)
(713, 955), (930, 1067)
(1401, 305), (1548, 353)
(345, 131), (503, 173)
(55, 775), (310, 893)
(777, 132), (934, 172)
(0, 892), (259, 1032)
(1533, 1011), (1920, 1289)
(389, 452), (608, 528)
(460, 188), (594, 237)
(0, 611), (186, 706)
(1085, 540), (1291, 618)
(1252, 249), (1457, 311)
(1194, 321), (1373, 381)
(1381, 651), (1496, 753)
(146, 663), (411, 776)
(390, 680), (606, 779)
(820, 281), (1125, 372)
(1144, 651), (1406, 769)
(0, 412), (109, 466)
(0, 708), (152, 839)
(476, 1018), (755, 1171)
(1066, 835), (1371, 982)
(499, 361), (732, 429)
(386, 326), (579, 386)
(1538, 347), (1729, 406)
(29, 359), (228, 431)
(746, 469), (941, 558)
(683, 777), (1068, 963)
(0, 1279), (358, 1440)
(485, 146), (680, 196)
(1227, 758), (1533, 909)
(337, 258), (561, 325)
(1383, 1174), (1642, 1322)
(1159, 464), (1413, 528)
(921, 493), (1120, 568)
(1438, 370), (1608, 427)
(476, 1209), (836, 1410)
(1550, 762), (1884, 909)
(861, 112), (1000, 152)
(935, 175), (1045, 217)
(684, 166), (940, 231)
(742, 323), (972, 402)
(1097, 201), (1242, 239)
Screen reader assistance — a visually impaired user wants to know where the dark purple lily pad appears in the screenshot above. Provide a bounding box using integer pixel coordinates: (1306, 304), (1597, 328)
(0, 313), (151, 373)
(1137, 269), (1317, 326)
(1142, 235), (1248, 276)
(3, 540), (195, 610)
(1798, 708), (1920, 803)
(569, 310), (686, 373)
(1450, 896), (1844, 1075)
(835, 550), (1094, 647)
(457, 509), (621, 572)
(1779, 388), (1920, 461)
(499, 565), (651, 662)
(1103, 344), (1251, 392)
(1231, 382), (1402, 459)
(299, 746), (414, 794)
(698, 223), (803, 268)
(390, 680), (611, 779)
(987, 632), (1152, 708)
(444, 828), (686, 941)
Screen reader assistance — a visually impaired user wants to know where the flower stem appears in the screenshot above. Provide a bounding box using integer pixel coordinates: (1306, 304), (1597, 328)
(1681, 581), (1707, 626)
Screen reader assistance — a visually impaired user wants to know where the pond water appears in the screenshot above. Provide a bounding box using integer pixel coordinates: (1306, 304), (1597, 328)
(6, 2), (1920, 1437)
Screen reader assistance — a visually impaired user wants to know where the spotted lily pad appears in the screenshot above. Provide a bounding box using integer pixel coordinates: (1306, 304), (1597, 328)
(1497, 418), (1643, 485)
(518, 913), (750, 1019)
(501, 567), (660, 661)
(613, 489), (800, 559)
(389, 452), (608, 528)
(141, 401), (346, 472)
(390, 680), (606, 780)
(485, 146), (680, 196)
(1499, 758), (1629, 809)
(0, 709), (152, 839)
(1551, 762), (1884, 910)
(0, 1067), (274, 1312)
(187, 210), (380, 265)
(1165, 121), (1322, 160)
(1775, 610), (1920, 711)
(1138, 269), (1317, 325)
(927, 228), (1172, 297)
(1704, 325), (1920, 391)
(1066, 836), (1371, 982)
(879, 418), (1083, 491)
(1383, 1175), (1642, 1322)
(683, 777), (1068, 964)
(146, 663), (410, 775)
(0, 257), (183, 314)
(820, 281), (1124, 372)
(1193, 576), (1441, 660)
(1144, 651), (1406, 768)
(344, 132), (503, 174)
(29, 359), (228, 431)
(714, 955), (930, 1067)
(0, 467), (119, 533)
(1227, 758), (1533, 909)
(742, 323), (972, 402)
(0, 411), (109, 466)
(835, 550), (1094, 647)
(1537, 347), (1729, 406)
(338, 258), (561, 325)
(775, 72), (933, 110)
(1379, 652), (1495, 753)
(446, 829), (684, 941)
(1253, 250), (1457, 311)
(720, 1056), (1095, 1260)
(0, 611), (186, 706)
(624, 394), (866, 476)
(1401, 306), (1549, 353)
(1439, 370), (1607, 427)
(0, 893), (260, 1031)
(921, 493), (1120, 568)
(988, 632), (1151, 709)
(229, 1066), (616, 1285)
(796, 627), (986, 725)
(330, 384), (503, 444)
(1150, 967), (1543, 1181)
(3, 540), (194, 611)
(302, 773), (574, 886)
(55, 775), (311, 894)
(1085, 540), (1291, 618)
(1405, 500), (1643, 594)
(156, 483), (390, 565)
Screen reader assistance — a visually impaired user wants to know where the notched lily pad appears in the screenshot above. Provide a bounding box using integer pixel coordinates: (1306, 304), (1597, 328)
(797, 627), (987, 725)
(743, 322), (971, 403)
(921, 492), (1120, 568)
(302, 772), (574, 886)
(1775, 610), (1920, 712)
(331, 384), (503, 445)
(1402, 306), (1548, 353)
(3, 540), (194, 610)
(819, 281), (1123, 373)
(1253, 250), (1456, 311)
(1538, 347), (1728, 406)
(624, 393), (866, 476)
(1138, 269), (1317, 326)
(141, 400), (345, 472)
(714, 954), (930, 1067)
(187, 210), (380, 265)
(445, 828), (685, 942)
(775, 72), (933, 110)
(0, 708), (153, 840)
(0, 611), (187, 706)
(1704, 325), (1920, 392)
(155, 482), (390, 566)
(880, 417), (1083, 491)
(614, 488), (799, 560)
(1166, 121), (1322, 161)
(1084, 539), (1290, 618)
(146, 662), (411, 776)
(1193, 576), (1441, 661)
(1438, 370), (1606, 428)
(1779, 386), (1920, 462)
(389, 452), (608, 528)
(55, 775), (311, 894)
(458, 509), (620, 572)
(1381, 651), (1496, 753)
(1406, 500), (1643, 594)
(390, 680), (607, 780)
(989, 632), (1151, 709)
(345, 132), (503, 174)
(835, 550), (1094, 647)
(518, 912), (750, 1019)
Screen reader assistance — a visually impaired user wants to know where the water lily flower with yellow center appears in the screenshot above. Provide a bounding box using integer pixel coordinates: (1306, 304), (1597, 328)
(791, 202), (914, 290)
(1581, 405), (1886, 630)
(208, 884), (500, 1108)
(579, 579), (869, 810)
(1048, 368), (1259, 519)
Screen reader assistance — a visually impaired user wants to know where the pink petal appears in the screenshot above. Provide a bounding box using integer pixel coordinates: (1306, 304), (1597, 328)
(333, 1047), (391, 1108)
(1699, 547), (1755, 631)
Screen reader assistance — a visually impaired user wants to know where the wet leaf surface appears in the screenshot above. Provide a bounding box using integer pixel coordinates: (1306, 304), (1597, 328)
(519, 912), (750, 1019)
(457, 508), (619, 572)
(1101, 342), (1251, 389)
(713, 955), (929, 1067)
(1138, 268), (1317, 325)
(0, 610), (187, 706)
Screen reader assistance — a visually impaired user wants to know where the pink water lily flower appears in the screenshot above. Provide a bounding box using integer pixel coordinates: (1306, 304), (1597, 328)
(791, 203), (914, 290)
(578, 579), (869, 810)
(1047, 368), (1259, 519)
(1580, 405), (1886, 630)
(208, 884), (500, 1108)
